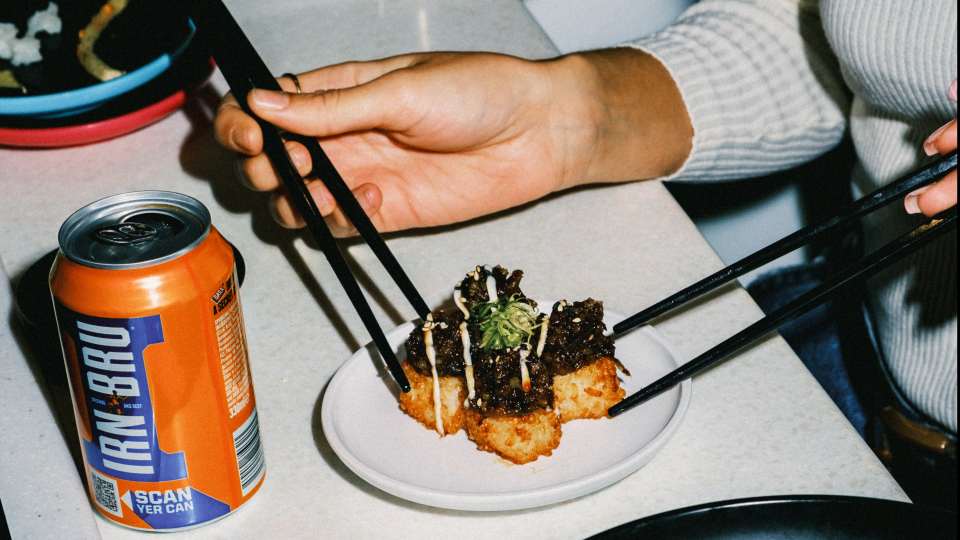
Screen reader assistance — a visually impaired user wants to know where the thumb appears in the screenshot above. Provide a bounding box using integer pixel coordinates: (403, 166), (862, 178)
(247, 76), (412, 137)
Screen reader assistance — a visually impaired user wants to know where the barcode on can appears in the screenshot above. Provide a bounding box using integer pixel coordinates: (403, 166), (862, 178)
(233, 409), (265, 495)
(91, 470), (123, 517)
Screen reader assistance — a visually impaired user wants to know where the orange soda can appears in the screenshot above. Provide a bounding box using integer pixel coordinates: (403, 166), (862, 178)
(49, 191), (265, 531)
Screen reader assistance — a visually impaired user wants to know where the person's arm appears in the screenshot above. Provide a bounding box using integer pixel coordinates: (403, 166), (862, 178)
(550, 49), (694, 188)
(614, 0), (850, 183)
(215, 50), (691, 234)
(214, 1), (848, 234)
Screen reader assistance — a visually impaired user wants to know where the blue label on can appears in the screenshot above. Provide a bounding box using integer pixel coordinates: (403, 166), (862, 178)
(56, 306), (188, 482)
(123, 486), (230, 529)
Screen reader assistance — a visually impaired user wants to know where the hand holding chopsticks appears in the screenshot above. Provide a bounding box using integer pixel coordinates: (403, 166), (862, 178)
(609, 152), (957, 417)
(612, 152), (957, 338)
(185, 0), (430, 392)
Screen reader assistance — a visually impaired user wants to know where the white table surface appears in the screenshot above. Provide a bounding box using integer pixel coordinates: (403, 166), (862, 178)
(0, 1), (906, 539)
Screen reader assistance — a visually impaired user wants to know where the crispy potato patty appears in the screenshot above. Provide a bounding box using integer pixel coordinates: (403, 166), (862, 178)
(398, 362), (466, 435)
(464, 408), (561, 464)
(553, 357), (624, 422)
(399, 354), (625, 463)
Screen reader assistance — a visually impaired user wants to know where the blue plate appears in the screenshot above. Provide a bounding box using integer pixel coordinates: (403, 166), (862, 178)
(0, 20), (195, 118)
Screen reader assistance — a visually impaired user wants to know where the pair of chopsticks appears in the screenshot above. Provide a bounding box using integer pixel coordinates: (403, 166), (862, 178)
(185, 0), (430, 392)
(609, 151), (958, 417)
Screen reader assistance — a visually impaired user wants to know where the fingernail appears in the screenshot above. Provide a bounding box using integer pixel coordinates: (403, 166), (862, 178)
(949, 80), (957, 102)
(904, 194), (922, 215)
(309, 183), (335, 215)
(923, 122), (951, 155)
(250, 89), (289, 110)
(357, 186), (376, 211)
(287, 146), (306, 171)
(268, 197), (285, 224)
(317, 191), (335, 215)
(233, 159), (248, 186)
(228, 126), (245, 151)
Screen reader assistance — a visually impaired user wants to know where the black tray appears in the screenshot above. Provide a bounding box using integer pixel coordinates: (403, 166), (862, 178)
(591, 495), (956, 539)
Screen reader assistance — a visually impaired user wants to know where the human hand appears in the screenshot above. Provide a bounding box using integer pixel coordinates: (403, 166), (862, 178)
(905, 80), (957, 217)
(214, 49), (691, 236)
(214, 53), (601, 235)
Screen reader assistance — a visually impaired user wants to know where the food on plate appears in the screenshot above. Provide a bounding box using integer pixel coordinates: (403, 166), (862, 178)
(398, 265), (627, 464)
(0, 0), (189, 96)
(77, 0), (128, 81)
(399, 361), (467, 434)
(0, 3), (60, 76)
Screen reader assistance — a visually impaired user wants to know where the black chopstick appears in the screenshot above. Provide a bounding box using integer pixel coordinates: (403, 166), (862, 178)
(185, 0), (416, 391)
(612, 151), (957, 338)
(192, 4), (429, 323)
(609, 209), (957, 417)
(282, 133), (430, 319)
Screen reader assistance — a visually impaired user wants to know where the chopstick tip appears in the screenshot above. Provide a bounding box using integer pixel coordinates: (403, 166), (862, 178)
(391, 368), (411, 393)
(609, 383), (662, 417)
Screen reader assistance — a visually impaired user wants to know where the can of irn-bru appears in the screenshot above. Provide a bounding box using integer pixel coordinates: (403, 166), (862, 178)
(50, 191), (265, 531)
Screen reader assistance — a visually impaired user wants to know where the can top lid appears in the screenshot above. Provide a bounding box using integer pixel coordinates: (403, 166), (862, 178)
(58, 191), (212, 270)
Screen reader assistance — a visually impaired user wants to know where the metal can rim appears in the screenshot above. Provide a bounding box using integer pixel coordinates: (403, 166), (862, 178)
(57, 190), (212, 270)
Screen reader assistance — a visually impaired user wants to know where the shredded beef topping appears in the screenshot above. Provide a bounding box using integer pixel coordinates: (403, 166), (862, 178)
(469, 348), (553, 416)
(538, 299), (614, 376)
(405, 309), (465, 376)
(456, 265), (530, 308)
(404, 266), (617, 416)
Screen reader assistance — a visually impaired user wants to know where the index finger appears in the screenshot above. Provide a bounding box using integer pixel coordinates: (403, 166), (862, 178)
(293, 55), (421, 92)
(214, 55), (422, 155)
(213, 76), (303, 155)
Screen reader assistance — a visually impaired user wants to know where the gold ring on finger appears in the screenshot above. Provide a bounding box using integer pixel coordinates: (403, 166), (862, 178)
(281, 72), (303, 95)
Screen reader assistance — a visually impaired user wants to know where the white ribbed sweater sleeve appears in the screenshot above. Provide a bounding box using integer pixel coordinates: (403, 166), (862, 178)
(626, 0), (850, 181)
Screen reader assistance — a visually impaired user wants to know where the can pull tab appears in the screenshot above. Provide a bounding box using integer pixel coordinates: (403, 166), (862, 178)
(95, 222), (158, 245)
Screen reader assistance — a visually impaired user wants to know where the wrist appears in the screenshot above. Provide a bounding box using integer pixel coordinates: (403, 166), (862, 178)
(539, 53), (606, 191)
(549, 48), (692, 186)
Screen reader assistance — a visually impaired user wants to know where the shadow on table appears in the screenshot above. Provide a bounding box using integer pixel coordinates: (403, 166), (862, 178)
(173, 81), (659, 347)
(308, 368), (606, 518)
(6, 240), (242, 484)
(309, 378), (497, 517)
(6, 264), (86, 481)
(176, 84), (425, 352)
(171, 84), (726, 516)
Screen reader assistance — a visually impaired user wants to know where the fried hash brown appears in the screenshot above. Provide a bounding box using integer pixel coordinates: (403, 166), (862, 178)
(464, 408), (561, 464)
(398, 362), (466, 435)
(553, 357), (625, 422)
(398, 265), (628, 463)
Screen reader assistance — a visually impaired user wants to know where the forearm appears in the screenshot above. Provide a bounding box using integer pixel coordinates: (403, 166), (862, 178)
(545, 0), (851, 190)
(545, 49), (693, 188)
(619, 0), (849, 182)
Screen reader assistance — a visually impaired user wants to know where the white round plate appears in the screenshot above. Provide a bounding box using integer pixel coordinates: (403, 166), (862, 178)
(320, 306), (691, 511)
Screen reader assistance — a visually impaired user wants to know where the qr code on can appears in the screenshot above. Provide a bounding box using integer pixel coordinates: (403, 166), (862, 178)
(91, 470), (123, 517)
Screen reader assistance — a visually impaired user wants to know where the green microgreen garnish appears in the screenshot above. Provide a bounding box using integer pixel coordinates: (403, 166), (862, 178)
(472, 295), (540, 350)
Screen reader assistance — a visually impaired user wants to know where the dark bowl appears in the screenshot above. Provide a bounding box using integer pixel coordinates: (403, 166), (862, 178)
(591, 495), (957, 540)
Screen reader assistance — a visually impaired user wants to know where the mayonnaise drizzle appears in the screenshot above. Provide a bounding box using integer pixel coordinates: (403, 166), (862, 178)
(519, 346), (532, 392)
(453, 287), (470, 319)
(422, 314), (444, 435)
(485, 274), (498, 303)
(459, 321), (476, 401)
(536, 314), (551, 357)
